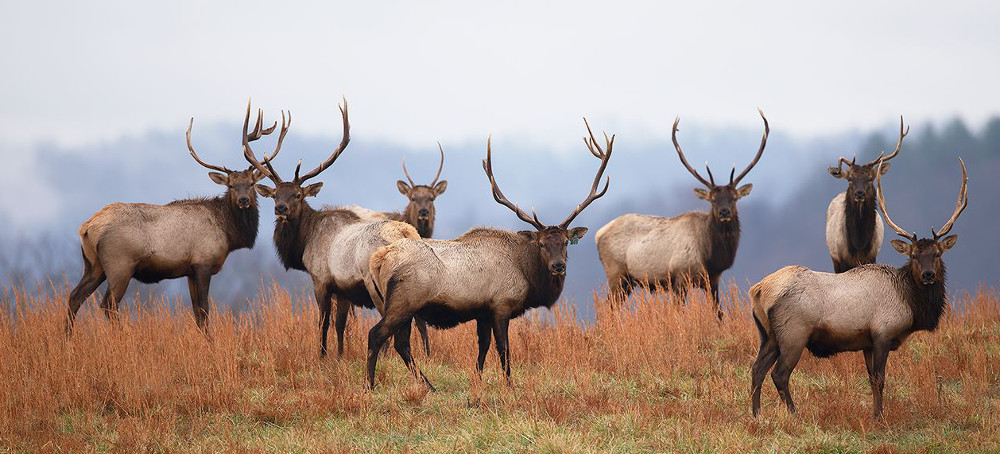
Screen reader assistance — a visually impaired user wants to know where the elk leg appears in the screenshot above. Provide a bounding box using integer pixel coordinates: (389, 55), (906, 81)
(393, 318), (435, 391)
(476, 317), (492, 374)
(189, 269), (212, 332)
(492, 316), (512, 385)
(334, 296), (351, 358)
(315, 285), (333, 358)
(101, 272), (132, 324)
(863, 348), (875, 389)
(751, 338), (780, 417)
(66, 263), (106, 333)
(414, 316), (431, 357)
(709, 273), (723, 320)
(832, 259), (849, 274)
(770, 343), (805, 414)
(870, 343), (891, 419)
(366, 313), (409, 391)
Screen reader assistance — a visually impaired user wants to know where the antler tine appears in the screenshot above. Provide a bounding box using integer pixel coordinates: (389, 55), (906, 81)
(560, 120), (614, 228)
(875, 160), (917, 242)
(868, 115), (909, 166)
(245, 108), (278, 142)
(705, 163), (716, 186)
(186, 117), (231, 173)
(401, 159), (416, 186)
(732, 108), (769, 185)
(242, 99), (283, 183)
(483, 137), (546, 230)
(296, 98), (350, 183)
(431, 142), (445, 186)
(581, 118), (607, 159)
(933, 158), (969, 239)
(672, 117), (713, 188)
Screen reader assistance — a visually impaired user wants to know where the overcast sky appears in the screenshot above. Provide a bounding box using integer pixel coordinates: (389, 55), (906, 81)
(2, 1), (998, 150)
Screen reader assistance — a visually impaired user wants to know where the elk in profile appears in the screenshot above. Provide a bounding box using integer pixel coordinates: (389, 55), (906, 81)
(595, 110), (768, 318)
(67, 103), (284, 331)
(244, 99), (420, 358)
(750, 158), (967, 418)
(365, 119), (613, 391)
(826, 117), (909, 273)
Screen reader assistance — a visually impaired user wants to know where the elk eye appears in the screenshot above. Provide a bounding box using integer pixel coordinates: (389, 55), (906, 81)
(295, 193), (302, 199)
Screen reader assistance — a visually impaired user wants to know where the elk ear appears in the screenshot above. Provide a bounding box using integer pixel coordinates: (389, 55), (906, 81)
(433, 180), (448, 196)
(396, 180), (411, 195)
(693, 188), (711, 200)
(890, 239), (911, 255)
(208, 172), (229, 186)
(517, 230), (536, 241)
(255, 184), (275, 198)
(828, 167), (846, 179)
(303, 182), (324, 197)
(568, 227), (588, 245)
(737, 184), (754, 198)
(939, 234), (958, 251)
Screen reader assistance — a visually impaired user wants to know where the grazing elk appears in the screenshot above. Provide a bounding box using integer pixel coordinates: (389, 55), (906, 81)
(243, 99), (421, 358)
(595, 110), (768, 318)
(364, 120), (613, 391)
(826, 117), (909, 273)
(66, 103), (284, 331)
(750, 158), (967, 418)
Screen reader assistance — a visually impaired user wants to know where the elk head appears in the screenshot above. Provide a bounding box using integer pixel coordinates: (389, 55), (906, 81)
(397, 144), (447, 229)
(484, 119), (612, 276)
(673, 109), (768, 223)
(877, 158), (967, 286)
(186, 105), (283, 209)
(829, 116), (909, 204)
(245, 98), (350, 221)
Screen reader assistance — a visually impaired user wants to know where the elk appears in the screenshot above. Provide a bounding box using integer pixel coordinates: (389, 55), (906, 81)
(595, 110), (768, 318)
(364, 119), (613, 391)
(244, 99), (421, 358)
(66, 103), (284, 331)
(750, 158), (967, 418)
(826, 117), (909, 273)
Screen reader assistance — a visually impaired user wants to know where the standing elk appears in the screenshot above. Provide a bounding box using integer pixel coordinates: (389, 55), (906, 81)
(749, 158), (967, 418)
(364, 119), (613, 391)
(66, 103), (284, 331)
(595, 110), (768, 318)
(826, 117), (909, 273)
(243, 99), (421, 358)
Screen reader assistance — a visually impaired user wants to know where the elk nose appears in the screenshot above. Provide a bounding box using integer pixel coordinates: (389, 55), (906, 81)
(418, 208), (430, 217)
(275, 205), (288, 214)
(551, 262), (566, 274)
(921, 270), (935, 282)
(854, 190), (866, 200)
(238, 197), (250, 206)
(718, 208), (731, 218)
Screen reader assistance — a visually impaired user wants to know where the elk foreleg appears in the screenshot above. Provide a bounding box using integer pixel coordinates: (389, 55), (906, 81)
(492, 315), (512, 386)
(870, 342), (891, 419)
(314, 284), (333, 357)
(476, 317), (492, 374)
(334, 296), (351, 358)
(709, 273), (723, 320)
(188, 267), (212, 333)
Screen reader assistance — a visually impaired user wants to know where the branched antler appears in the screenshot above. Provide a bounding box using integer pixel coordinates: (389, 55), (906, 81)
(559, 118), (613, 228)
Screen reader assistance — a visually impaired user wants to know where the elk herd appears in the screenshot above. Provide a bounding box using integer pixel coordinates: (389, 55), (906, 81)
(64, 100), (969, 420)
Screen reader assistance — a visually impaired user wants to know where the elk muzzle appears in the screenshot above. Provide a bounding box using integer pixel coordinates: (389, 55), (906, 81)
(237, 196), (252, 209)
(550, 261), (566, 276)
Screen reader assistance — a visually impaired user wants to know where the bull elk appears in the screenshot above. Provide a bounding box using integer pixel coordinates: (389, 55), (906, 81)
(595, 110), (768, 318)
(750, 158), (967, 418)
(826, 117), (909, 273)
(66, 103), (284, 331)
(244, 99), (421, 358)
(364, 119), (613, 391)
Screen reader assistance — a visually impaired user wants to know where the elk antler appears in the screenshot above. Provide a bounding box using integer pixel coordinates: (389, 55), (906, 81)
(672, 117), (713, 188)
(866, 116), (909, 166)
(875, 160), (917, 242)
(400, 142), (445, 188)
(294, 97), (350, 183)
(483, 137), (546, 230)
(932, 158), (968, 240)
(186, 118), (231, 173)
(242, 99), (290, 183)
(188, 105), (278, 174)
(559, 118), (613, 228)
(732, 108), (769, 185)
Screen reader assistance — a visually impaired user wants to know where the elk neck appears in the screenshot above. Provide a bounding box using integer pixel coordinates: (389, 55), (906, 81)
(405, 203), (434, 239)
(706, 213), (741, 274)
(273, 201), (319, 272)
(520, 238), (566, 311)
(171, 193), (260, 251)
(843, 192), (878, 256)
(899, 260), (948, 333)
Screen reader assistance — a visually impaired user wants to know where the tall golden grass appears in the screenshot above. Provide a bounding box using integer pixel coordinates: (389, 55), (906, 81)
(1, 283), (998, 451)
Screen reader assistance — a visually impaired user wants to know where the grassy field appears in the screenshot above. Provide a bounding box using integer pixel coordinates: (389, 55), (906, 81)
(1, 283), (998, 453)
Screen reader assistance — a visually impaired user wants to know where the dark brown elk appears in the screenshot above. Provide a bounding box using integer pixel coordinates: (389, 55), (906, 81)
(826, 117), (909, 273)
(750, 158), (967, 418)
(365, 119), (613, 391)
(595, 110), (768, 318)
(66, 103), (284, 331)
(244, 99), (421, 358)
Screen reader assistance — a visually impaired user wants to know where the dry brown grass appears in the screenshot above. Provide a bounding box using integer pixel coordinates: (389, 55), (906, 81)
(1, 283), (998, 452)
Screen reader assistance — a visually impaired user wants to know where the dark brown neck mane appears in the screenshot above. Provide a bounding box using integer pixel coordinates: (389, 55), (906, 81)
(900, 261), (948, 333)
(170, 191), (260, 251)
(274, 202), (320, 272)
(706, 215), (741, 275)
(844, 193), (878, 257)
(519, 239), (566, 314)
(386, 205), (434, 238)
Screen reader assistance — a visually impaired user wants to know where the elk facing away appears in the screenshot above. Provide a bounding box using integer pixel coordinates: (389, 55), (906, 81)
(595, 110), (768, 318)
(244, 99), (421, 358)
(67, 103), (284, 331)
(364, 120), (613, 391)
(826, 117), (909, 273)
(750, 158), (967, 418)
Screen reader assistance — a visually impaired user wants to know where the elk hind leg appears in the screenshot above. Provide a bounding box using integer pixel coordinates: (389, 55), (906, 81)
(414, 316), (431, 356)
(751, 315), (780, 417)
(66, 249), (106, 333)
(393, 318), (434, 391)
(100, 269), (132, 324)
(366, 311), (410, 391)
(770, 340), (805, 414)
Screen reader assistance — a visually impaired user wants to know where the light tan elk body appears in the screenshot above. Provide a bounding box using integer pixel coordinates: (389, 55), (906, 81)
(825, 117), (908, 273)
(364, 120), (613, 391)
(595, 110), (768, 317)
(66, 105), (283, 331)
(244, 99), (420, 357)
(750, 159), (967, 419)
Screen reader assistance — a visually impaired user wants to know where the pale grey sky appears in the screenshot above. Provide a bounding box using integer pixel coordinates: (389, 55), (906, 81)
(1, 0), (998, 149)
